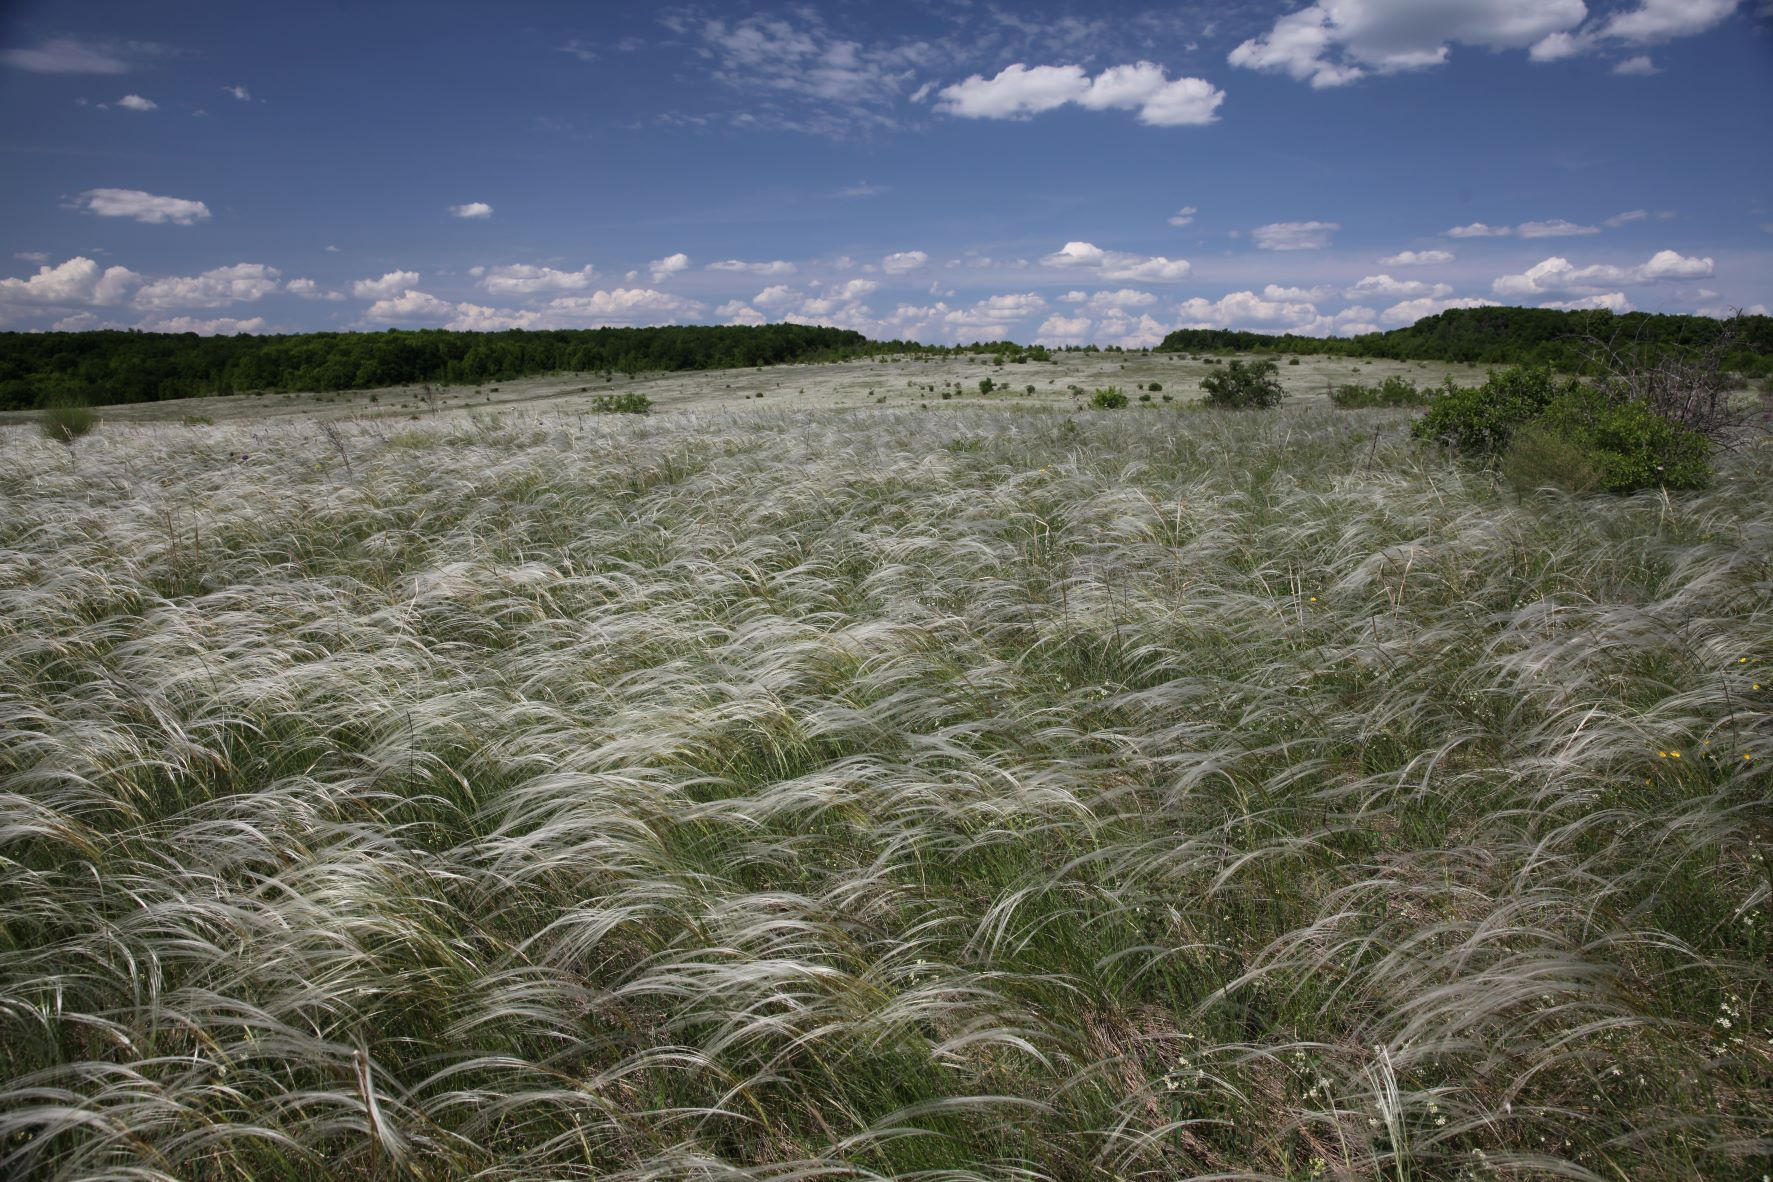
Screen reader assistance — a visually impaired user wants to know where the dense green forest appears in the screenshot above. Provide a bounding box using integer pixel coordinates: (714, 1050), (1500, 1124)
(0, 324), (896, 410)
(1160, 307), (1773, 375)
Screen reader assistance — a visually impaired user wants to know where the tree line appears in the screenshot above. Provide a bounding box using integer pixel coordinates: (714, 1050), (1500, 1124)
(0, 324), (895, 410)
(1159, 307), (1773, 377)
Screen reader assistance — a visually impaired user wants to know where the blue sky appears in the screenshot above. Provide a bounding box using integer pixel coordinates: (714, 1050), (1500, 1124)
(2, 0), (1770, 345)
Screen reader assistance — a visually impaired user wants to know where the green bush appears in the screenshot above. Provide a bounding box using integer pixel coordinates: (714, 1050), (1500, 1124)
(1531, 387), (1712, 492)
(1200, 359), (1284, 409)
(39, 403), (96, 445)
(588, 392), (652, 414)
(1331, 375), (1430, 409)
(1499, 420), (1605, 494)
(1090, 387), (1129, 409)
(1411, 366), (1576, 454)
(1147, 381), (1162, 392)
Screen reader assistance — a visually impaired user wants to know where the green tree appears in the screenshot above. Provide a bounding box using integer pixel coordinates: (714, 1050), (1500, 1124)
(1199, 359), (1284, 409)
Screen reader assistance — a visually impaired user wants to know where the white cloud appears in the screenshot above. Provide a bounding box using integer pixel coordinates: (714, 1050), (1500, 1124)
(1541, 292), (1633, 312)
(449, 201), (493, 219)
(1380, 249), (1454, 265)
(365, 289), (455, 322)
(647, 252), (691, 282)
(1492, 249), (1714, 295)
(1346, 274), (1454, 299)
(1168, 205), (1198, 227)
(830, 278), (880, 300)
(75, 188), (210, 225)
(137, 315), (268, 335)
(53, 312), (102, 331)
(1517, 218), (1600, 238)
(1596, 0), (1740, 44)
(0, 256), (140, 306)
(1230, 0), (1589, 87)
(707, 258), (797, 275)
(1177, 290), (1322, 330)
(752, 284), (797, 307)
(478, 263), (597, 295)
(14, 251), (51, 263)
(1264, 283), (1335, 301)
(882, 250), (928, 274)
(716, 299), (767, 325)
(1040, 241), (1190, 281)
(352, 270), (423, 299)
(135, 262), (282, 310)
(1380, 295), (1500, 324)
(1612, 54), (1661, 74)
(1036, 314), (1094, 345)
(1697, 302), (1769, 318)
(224, 85), (250, 100)
(837, 181), (885, 197)
(1062, 289), (1158, 310)
(286, 278), (344, 301)
(937, 61), (1223, 126)
(1, 37), (135, 74)
(116, 93), (156, 111)
(540, 288), (704, 322)
(1252, 221), (1338, 251)
(1447, 222), (1513, 238)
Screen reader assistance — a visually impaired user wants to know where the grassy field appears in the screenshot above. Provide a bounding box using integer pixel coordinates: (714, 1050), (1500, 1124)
(2, 371), (1769, 1180)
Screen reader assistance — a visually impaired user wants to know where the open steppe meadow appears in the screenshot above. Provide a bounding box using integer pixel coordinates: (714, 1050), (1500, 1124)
(3, 358), (1770, 1179)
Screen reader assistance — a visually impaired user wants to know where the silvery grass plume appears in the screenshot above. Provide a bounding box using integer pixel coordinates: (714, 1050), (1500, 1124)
(1, 404), (1768, 1180)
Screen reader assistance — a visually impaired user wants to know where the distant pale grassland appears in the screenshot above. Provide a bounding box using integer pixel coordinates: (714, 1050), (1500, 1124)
(1, 401), (1768, 1181)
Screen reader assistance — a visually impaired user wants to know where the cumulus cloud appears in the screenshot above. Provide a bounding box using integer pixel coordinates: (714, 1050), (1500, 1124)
(1061, 289), (1159, 310)
(285, 278), (344, 301)
(1264, 283), (1335, 301)
(707, 258), (797, 275)
(1176, 289), (1321, 330)
(1595, 0), (1740, 44)
(1491, 249), (1713, 295)
(14, 251), (51, 263)
(882, 250), (929, 274)
(0, 256), (141, 306)
(1036, 314), (1094, 345)
(540, 288), (704, 321)
(1345, 274), (1453, 299)
(1040, 241), (1190, 281)
(224, 85), (250, 100)
(716, 299), (767, 325)
(116, 93), (156, 111)
(649, 252), (691, 282)
(1380, 295), (1500, 324)
(937, 61), (1224, 126)
(1518, 218), (1600, 238)
(1168, 205), (1198, 227)
(135, 263), (282, 309)
(137, 315), (268, 335)
(449, 201), (493, 219)
(476, 263), (597, 295)
(1542, 292), (1633, 312)
(1380, 249), (1455, 265)
(74, 188), (210, 225)
(1229, 0), (1589, 87)
(829, 278), (880, 300)
(352, 270), (423, 299)
(364, 289), (455, 322)
(1252, 221), (1338, 251)
(1446, 222), (1513, 238)
(752, 284), (797, 307)
(1612, 54), (1661, 74)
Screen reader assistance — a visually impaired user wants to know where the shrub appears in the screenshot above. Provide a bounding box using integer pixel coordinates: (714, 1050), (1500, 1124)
(1411, 366), (1576, 454)
(1331, 375), (1429, 409)
(39, 403), (96, 445)
(1147, 381), (1162, 392)
(588, 392), (652, 414)
(979, 378), (994, 395)
(181, 414), (215, 427)
(1531, 387), (1712, 492)
(1090, 387), (1129, 409)
(1287, 357), (1301, 365)
(1200, 359), (1284, 409)
(1138, 393), (1152, 402)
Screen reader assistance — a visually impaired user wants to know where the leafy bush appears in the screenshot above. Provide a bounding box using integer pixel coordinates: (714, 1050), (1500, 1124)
(1411, 366), (1576, 454)
(1147, 381), (1162, 392)
(588, 392), (652, 414)
(39, 403), (96, 445)
(1331, 375), (1430, 409)
(1531, 387), (1712, 492)
(979, 378), (994, 395)
(1200, 359), (1284, 409)
(1090, 387), (1128, 409)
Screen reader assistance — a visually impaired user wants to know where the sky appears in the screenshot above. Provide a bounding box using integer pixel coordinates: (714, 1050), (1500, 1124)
(2, 0), (1771, 347)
